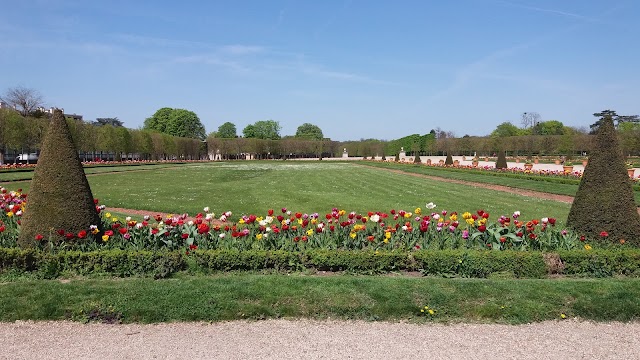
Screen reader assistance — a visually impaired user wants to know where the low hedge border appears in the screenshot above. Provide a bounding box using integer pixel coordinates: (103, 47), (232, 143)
(1, 248), (639, 279)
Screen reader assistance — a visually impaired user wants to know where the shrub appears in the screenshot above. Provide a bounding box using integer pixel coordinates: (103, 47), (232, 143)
(495, 151), (507, 169)
(445, 153), (453, 165)
(567, 111), (640, 245)
(18, 110), (102, 247)
(5, 248), (635, 278)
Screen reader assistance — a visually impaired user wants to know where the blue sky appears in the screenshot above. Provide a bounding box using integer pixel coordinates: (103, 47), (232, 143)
(1, 0), (638, 141)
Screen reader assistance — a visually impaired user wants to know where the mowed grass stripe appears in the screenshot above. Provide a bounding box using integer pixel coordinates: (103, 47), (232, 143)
(87, 162), (569, 221)
(1, 162), (570, 223)
(1, 275), (639, 323)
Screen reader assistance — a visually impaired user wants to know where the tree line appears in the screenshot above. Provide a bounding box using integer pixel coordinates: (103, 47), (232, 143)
(0, 109), (205, 163)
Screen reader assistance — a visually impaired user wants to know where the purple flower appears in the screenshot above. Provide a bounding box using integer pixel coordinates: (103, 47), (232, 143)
(462, 230), (469, 239)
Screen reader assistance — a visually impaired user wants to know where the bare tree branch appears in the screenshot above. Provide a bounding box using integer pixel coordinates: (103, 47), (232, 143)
(0, 86), (45, 117)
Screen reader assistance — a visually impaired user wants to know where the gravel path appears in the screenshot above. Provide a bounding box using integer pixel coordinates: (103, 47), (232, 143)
(2, 320), (639, 360)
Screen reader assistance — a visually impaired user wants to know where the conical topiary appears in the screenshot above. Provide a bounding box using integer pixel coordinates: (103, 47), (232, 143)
(495, 150), (507, 169)
(566, 112), (640, 245)
(395, 153), (400, 162)
(444, 153), (453, 165)
(18, 109), (102, 247)
(413, 152), (421, 163)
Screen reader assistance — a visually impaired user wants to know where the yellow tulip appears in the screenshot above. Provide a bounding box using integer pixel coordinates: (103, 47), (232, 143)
(102, 235), (109, 242)
(255, 234), (263, 240)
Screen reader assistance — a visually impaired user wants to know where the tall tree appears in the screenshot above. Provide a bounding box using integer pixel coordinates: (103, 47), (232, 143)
(243, 120), (281, 140)
(242, 124), (256, 138)
(567, 110), (640, 244)
(589, 110), (639, 134)
(491, 122), (521, 137)
(521, 112), (541, 131)
(0, 86), (45, 117)
(532, 120), (565, 135)
(295, 123), (324, 140)
(217, 122), (237, 138)
(18, 109), (102, 247)
(143, 108), (206, 140)
(93, 117), (124, 127)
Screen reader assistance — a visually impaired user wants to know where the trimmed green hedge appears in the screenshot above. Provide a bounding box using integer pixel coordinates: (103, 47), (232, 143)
(1, 248), (639, 279)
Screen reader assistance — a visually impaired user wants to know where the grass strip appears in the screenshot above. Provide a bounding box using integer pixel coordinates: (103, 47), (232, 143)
(1, 275), (638, 324)
(363, 162), (640, 205)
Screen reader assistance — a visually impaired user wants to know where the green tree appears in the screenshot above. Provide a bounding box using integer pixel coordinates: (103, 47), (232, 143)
(166, 109), (206, 140)
(491, 122), (521, 137)
(93, 117), (124, 127)
(567, 111), (640, 244)
(18, 110), (102, 247)
(295, 123), (324, 140)
(533, 120), (565, 135)
(242, 124), (256, 138)
(589, 110), (638, 134)
(243, 120), (281, 140)
(144, 108), (206, 140)
(217, 122), (237, 138)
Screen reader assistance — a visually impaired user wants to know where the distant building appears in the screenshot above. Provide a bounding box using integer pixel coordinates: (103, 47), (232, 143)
(36, 106), (83, 121)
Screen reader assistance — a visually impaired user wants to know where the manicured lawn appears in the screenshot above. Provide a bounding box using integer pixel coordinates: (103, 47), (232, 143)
(1, 275), (638, 324)
(0, 163), (188, 182)
(364, 161), (640, 205)
(2, 161), (571, 223)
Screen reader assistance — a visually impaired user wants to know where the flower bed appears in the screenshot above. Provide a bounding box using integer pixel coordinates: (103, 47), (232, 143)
(1, 187), (612, 253)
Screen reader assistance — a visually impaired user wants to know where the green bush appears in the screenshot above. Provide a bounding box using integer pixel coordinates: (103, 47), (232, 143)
(567, 112), (640, 244)
(414, 250), (547, 278)
(558, 249), (640, 277)
(1, 248), (638, 278)
(445, 153), (453, 165)
(495, 151), (508, 169)
(18, 110), (102, 247)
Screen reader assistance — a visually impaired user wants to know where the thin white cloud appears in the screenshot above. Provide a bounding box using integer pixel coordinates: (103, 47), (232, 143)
(220, 45), (265, 55)
(493, 0), (604, 23)
(112, 33), (213, 48)
(170, 54), (251, 73)
(425, 42), (530, 103)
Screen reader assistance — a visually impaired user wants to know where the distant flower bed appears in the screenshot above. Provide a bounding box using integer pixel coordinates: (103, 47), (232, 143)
(0, 159), (209, 171)
(0, 163), (37, 171)
(1, 187), (606, 253)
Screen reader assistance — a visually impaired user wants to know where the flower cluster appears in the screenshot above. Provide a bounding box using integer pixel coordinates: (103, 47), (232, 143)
(0, 188), (615, 253)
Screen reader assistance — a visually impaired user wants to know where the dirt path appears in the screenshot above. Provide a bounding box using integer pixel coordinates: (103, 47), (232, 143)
(2, 320), (638, 360)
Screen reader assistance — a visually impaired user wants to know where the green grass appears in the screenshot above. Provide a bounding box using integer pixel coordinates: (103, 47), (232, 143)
(364, 161), (640, 205)
(1, 274), (638, 324)
(1, 161), (571, 223)
(0, 163), (189, 182)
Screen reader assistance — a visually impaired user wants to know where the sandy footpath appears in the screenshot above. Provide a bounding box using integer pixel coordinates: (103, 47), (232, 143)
(2, 319), (639, 360)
